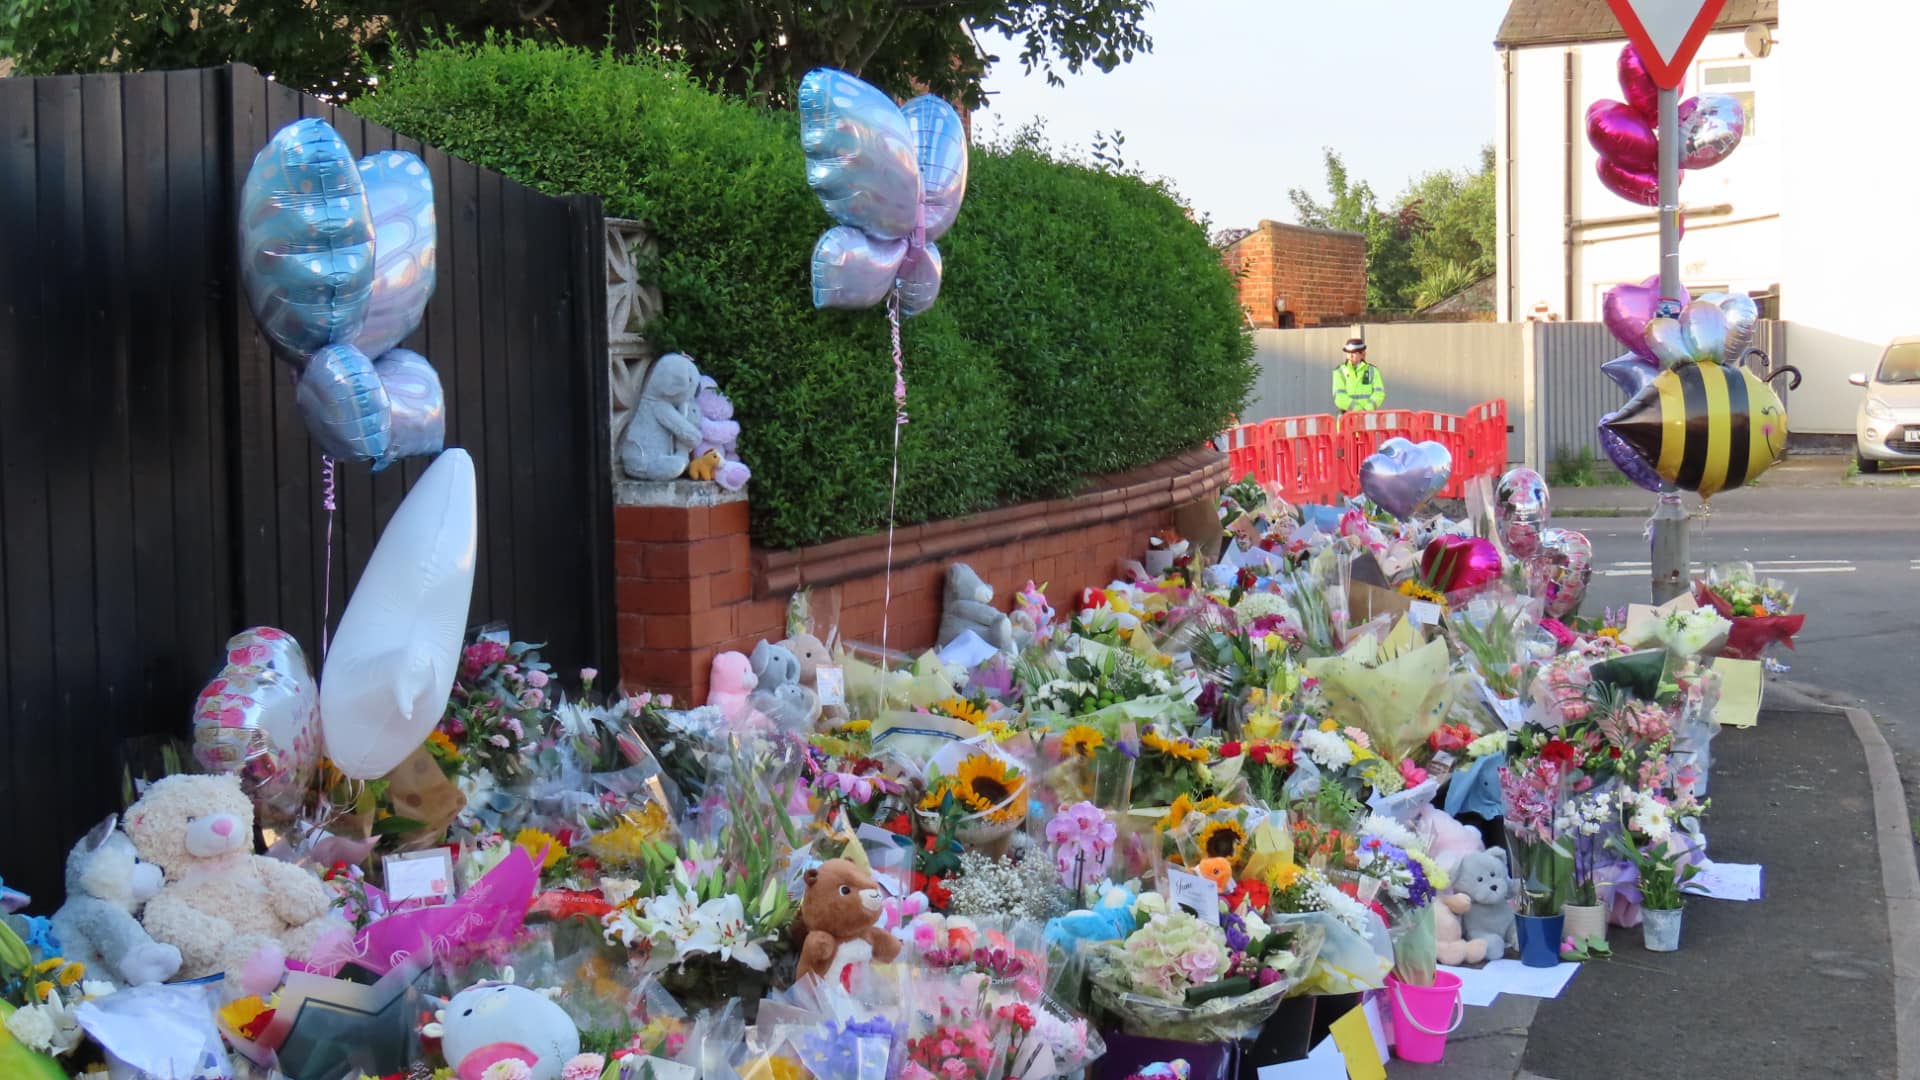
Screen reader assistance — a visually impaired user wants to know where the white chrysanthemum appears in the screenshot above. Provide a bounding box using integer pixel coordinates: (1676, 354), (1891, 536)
(1233, 592), (1296, 623)
(5, 1004), (55, 1052)
(1360, 813), (1420, 851)
(1299, 729), (1354, 770)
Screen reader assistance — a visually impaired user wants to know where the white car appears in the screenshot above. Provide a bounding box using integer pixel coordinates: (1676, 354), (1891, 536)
(1851, 336), (1920, 472)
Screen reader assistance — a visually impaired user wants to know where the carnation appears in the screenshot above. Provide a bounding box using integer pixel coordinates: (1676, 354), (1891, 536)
(1298, 729), (1354, 770)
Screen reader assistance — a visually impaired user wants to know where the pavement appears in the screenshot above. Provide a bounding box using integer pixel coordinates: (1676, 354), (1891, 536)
(1379, 454), (1920, 1079)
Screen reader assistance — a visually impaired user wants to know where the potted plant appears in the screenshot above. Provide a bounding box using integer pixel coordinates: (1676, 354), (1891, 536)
(1614, 791), (1701, 952)
(1499, 735), (1573, 968)
(1558, 787), (1616, 945)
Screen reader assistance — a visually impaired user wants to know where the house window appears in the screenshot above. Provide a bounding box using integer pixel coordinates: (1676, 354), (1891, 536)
(1699, 62), (1757, 136)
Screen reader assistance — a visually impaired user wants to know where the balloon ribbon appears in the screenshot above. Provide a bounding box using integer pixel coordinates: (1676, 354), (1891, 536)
(320, 454), (338, 659)
(880, 290), (909, 689)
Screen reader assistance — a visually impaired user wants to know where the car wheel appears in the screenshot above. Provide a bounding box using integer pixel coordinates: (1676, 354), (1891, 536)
(1858, 454), (1881, 474)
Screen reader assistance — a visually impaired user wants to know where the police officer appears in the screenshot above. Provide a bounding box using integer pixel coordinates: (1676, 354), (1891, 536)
(1332, 338), (1384, 414)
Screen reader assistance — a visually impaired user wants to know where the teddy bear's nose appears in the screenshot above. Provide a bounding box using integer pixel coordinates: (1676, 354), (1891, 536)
(210, 818), (234, 837)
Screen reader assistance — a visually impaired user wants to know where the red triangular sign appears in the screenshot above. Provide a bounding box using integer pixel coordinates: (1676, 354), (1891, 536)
(1605, 0), (1729, 89)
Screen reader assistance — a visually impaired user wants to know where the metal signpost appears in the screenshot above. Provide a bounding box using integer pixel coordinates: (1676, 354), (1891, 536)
(1604, 0), (1729, 602)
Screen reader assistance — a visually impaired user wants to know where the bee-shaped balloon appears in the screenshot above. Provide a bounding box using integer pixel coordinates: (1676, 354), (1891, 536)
(1602, 355), (1795, 499)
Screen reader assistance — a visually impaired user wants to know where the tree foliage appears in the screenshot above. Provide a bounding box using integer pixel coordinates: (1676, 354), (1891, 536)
(0, 0), (1153, 107)
(1288, 146), (1495, 314)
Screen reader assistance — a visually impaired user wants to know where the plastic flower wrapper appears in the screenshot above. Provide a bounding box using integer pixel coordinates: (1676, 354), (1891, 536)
(1352, 829), (1449, 987)
(1085, 903), (1287, 1043)
(915, 736), (1030, 851)
(1046, 800), (1119, 893)
(1305, 634), (1452, 774)
(1693, 571), (1804, 660)
(898, 968), (1016, 1080)
(1648, 606), (1732, 662)
(841, 641), (959, 716)
(1498, 748), (1571, 916)
(1266, 900), (1391, 996)
(1040, 715), (1137, 814)
(669, 1000), (749, 1080)
(747, 970), (907, 1080)
(1444, 591), (1555, 725)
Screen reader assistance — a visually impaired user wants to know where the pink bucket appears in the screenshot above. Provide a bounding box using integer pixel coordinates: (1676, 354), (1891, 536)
(1385, 971), (1465, 1063)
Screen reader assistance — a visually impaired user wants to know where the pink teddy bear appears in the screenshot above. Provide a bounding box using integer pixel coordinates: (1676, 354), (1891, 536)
(707, 651), (768, 731)
(694, 376), (752, 492)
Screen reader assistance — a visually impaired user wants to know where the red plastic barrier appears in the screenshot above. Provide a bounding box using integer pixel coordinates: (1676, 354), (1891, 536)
(1220, 399), (1506, 506)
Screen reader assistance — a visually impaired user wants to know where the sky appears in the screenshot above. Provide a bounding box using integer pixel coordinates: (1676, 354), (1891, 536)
(977, 0), (1512, 231)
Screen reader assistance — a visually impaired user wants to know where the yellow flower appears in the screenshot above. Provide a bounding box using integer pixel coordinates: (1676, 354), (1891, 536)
(1197, 819), (1249, 863)
(1163, 793), (1198, 832)
(1060, 725), (1105, 758)
(219, 995), (273, 1036)
(1196, 795), (1236, 815)
(1397, 580), (1445, 604)
(934, 698), (987, 726)
(1141, 727), (1208, 762)
(585, 805), (674, 867)
(57, 962), (84, 986)
(975, 719), (1016, 743)
(1247, 688), (1268, 708)
(1319, 718), (1339, 733)
(953, 755), (1026, 822)
(1245, 710), (1283, 742)
(1598, 627), (1623, 640)
(427, 730), (462, 758)
(33, 980), (53, 1001)
(1267, 861), (1302, 889)
(30, 957), (62, 975)
(513, 827), (565, 870)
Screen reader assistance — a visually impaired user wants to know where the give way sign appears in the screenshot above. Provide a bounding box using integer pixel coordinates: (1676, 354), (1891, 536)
(1605, 0), (1729, 88)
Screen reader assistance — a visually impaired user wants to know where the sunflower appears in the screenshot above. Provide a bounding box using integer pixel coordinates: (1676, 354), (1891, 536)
(514, 827), (565, 871)
(1162, 793), (1198, 832)
(1266, 860), (1302, 890)
(1060, 724), (1105, 758)
(1197, 819), (1249, 863)
(933, 697), (988, 726)
(953, 754), (1026, 822)
(1141, 727), (1209, 763)
(1397, 580), (1446, 604)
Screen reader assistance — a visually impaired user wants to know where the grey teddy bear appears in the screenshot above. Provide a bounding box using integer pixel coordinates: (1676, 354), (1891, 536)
(51, 815), (183, 987)
(1454, 846), (1518, 962)
(751, 640), (820, 729)
(937, 564), (1014, 653)
(620, 352), (705, 481)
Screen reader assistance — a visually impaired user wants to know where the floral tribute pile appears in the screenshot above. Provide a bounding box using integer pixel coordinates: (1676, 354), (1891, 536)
(0, 475), (1785, 1079)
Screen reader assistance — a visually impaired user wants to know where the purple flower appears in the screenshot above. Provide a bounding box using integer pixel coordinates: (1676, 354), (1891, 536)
(1116, 740), (1139, 760)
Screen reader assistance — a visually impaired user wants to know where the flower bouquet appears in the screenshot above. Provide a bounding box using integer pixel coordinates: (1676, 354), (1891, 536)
(1693, 562), (1803, 659)
(1497, 737), (1572, 919)
(1085, 896), (1290, 1044)
(918, 738), (1029, 850)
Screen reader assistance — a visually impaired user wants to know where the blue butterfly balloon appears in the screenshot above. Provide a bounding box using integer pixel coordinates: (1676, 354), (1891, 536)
(800, 69), (968, 317)
(240, 122), (445, 465)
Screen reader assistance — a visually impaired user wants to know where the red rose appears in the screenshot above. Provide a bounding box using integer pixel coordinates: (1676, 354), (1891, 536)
(1220, 741), (1244, 758)
(1541, 738), (1577, 768)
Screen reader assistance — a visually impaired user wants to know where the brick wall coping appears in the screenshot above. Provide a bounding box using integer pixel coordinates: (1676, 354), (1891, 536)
(1240, 219), (1365, 242)
(615, 479), (749, 509)
(755, 446), (1230, 596)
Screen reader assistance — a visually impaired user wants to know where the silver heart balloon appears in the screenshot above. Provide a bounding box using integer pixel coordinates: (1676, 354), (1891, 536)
(1677, 94), (1746, 170)
(1696, 291), (1759, 363)
(1495, 466), (1551, 558)
(1646, 300), (1730, 367)
(1359, 437), (1452, 520)
(1527, 527), (1593, 618)
(1601, 353), (1660, 398)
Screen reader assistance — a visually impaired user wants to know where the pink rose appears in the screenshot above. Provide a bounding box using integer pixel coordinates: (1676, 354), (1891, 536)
(526, 669), (550, 688)
(521, 689), (545, 709)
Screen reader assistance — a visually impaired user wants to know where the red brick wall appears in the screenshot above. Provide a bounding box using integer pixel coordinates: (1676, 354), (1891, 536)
(613, 449), (1230, 706)
(1223, 221), (1367, 328)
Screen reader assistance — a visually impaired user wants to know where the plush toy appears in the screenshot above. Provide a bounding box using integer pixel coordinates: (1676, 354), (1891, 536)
(937, 564), (1014, 653)
(1432, 892), (1486, 966)
(619, 352), (703, 482)
(693, 376), (752, 492)
(49, 816), (181, 988)
(750, 641), (819, 729)
(124, 773), (337, 982)
(1453, 847), (1516, 962)
(707, 651), (768, 731)
(794, 859), (900, 987)
(1413, 804), (1486, 876)
(1009, 580), (1055, 650)
(778, 632), (843, 729)
(1042, 884), (1138, 954)
(438, 980), (580, 1080)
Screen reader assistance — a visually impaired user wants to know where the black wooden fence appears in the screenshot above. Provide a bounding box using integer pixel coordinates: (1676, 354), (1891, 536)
(0, 65), (614, 901)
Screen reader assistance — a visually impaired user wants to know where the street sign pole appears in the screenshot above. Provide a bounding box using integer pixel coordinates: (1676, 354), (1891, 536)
(1649, 84), (1688, 603)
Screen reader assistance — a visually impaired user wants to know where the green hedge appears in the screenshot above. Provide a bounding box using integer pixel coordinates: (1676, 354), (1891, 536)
(360, 39), (1254, 548)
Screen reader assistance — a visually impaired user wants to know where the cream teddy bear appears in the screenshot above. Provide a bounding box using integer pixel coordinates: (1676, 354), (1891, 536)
(1432, 892), (1487, 966)
(124, 774), (338, 982)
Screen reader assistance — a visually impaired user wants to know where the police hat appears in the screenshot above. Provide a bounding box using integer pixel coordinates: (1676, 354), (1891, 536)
(1343, 339), (1367, 353)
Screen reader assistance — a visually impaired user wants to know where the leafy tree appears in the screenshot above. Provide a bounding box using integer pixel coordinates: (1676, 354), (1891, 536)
(0, 0), (1154, 106)
(1288, 146), (1494, 313)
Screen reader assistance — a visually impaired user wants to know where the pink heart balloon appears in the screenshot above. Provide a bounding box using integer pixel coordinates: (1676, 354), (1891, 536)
(1677, 94), (1746, 169)
(1419, 536), (1503, 595)
(1586, 101), (1658, 172)
(1596, 158), (1666, 206)
(1618, 44), (1659, 120)
(1602, 276), (1691, 361)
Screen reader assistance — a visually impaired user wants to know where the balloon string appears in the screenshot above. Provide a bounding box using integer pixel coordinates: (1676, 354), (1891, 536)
(320, 455), (338, 660)
(880, 292), (908, 703)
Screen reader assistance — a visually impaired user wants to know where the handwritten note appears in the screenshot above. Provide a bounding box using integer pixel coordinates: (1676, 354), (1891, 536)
(1165, 867), (1221, 924)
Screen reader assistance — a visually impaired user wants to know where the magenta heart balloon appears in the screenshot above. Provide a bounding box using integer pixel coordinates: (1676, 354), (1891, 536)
(1419, 536), (1503, 595)
(1678, 94), (1746, 169)
(1586, 101), (1658, 172)
(1596, 158), (1665, 206)
(1618, 44), (1659, 120)
(1602, 276), (1692, 361)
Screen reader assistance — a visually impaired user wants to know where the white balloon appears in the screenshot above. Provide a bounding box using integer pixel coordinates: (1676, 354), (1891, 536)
(320, 449), (477, 778)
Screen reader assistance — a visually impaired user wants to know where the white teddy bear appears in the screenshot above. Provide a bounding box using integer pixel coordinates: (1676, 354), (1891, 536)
(123, 774), (339, 983)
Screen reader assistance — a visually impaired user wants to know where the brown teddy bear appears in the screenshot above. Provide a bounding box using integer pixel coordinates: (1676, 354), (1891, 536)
(794, 859), (900, 987)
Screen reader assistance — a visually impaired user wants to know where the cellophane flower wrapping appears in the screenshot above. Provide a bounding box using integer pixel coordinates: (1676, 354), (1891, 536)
(1305, 635), (1453, 768)
(1086, 908), (1288, 1044)
(1693, 577), (1804, 660)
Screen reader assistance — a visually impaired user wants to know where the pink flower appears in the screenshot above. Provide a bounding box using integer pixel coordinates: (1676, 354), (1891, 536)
(526, 669), (550, 688)
(560, 1054), (606, 1080)
(580, 667), (599, 684)
(1399, 758), (1428, 787)
(489, 734), (511, 748)
(218, 707), (246, 728)
(480, 1061), (533, 1080)
(521, 689), (545, 709)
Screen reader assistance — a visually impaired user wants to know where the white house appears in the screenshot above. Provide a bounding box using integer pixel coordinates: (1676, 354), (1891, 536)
(1494, 0), (1920, 433)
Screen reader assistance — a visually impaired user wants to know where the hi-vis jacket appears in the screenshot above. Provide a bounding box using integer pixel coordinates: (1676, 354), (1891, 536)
(1333, 361), (1384, 412)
